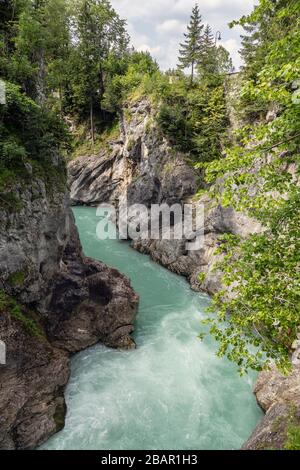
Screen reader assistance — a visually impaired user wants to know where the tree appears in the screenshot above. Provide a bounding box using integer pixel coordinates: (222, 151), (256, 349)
(197, 23), (217, 80)
(178, 3), (204, 84)
(202, 0), (300, 373)
(68, 0), (129, 140)
(215, 46), (234, 75)
(4, 0), (71, 104)
(197, 25), (233, 83)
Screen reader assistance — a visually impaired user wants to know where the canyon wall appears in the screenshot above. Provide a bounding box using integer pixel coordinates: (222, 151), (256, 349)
(0, 162), (138, 449)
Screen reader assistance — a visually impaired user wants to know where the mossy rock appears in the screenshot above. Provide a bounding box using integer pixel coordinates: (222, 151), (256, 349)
(0, 290), (45, 339)
(8, 271), (25, 287)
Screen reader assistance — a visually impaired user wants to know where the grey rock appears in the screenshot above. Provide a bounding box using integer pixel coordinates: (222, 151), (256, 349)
(0, 310), (69, 450)
(68, 99), (197, 208)
(243, 365), (300, 450)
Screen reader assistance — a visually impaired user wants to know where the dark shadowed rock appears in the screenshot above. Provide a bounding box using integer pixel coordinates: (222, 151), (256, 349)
(0, 310), (69, 450)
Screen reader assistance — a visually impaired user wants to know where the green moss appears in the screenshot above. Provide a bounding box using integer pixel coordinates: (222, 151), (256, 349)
(193, 189), (207, 201)
(127, 137), (135, 152)
(71, 121), (120, 160)
(0, 290), (44, 339)
(8, 271), (25, 287)
(284, 424), (300, 450)
(29, 159), (67, 196)
(0, 156), (67, 212)
(271, 415), (285, 434)
(53, 401), (67, 432)
(163, 162), (175, 174)
(124, 108), (133, 123)
(198, 272), (206, 283)
(283, 408), (300, 450)
(0, 192), (23, 211)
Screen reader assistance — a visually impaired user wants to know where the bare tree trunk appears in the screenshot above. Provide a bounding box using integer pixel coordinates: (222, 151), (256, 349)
(191, 61), (194, 86)
(90, 100), (95, 149)
(36, 49), (46, 105)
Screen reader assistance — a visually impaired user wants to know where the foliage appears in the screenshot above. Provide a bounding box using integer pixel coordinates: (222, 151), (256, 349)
(284, 423), (300, 450)
(178, 4), (204, 83)
(102, 51), (160, 112)
(8, 271), (25, 287)
(0, 290), (44, 338)
(157, 76), (229, 164)
(201, 0), (300, 373)
(0, 81), (68, 192)
(64, 0), (129, 121)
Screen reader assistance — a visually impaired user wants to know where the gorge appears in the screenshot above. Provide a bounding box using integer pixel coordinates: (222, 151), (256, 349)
(41, 206), (262, 450)
(0, 0), (299, 453)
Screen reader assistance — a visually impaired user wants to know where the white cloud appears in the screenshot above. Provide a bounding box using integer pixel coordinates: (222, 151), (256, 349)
(110, 0), (256, 70)
(156, 19), (186, 35)
(112, 0), (255, 20)
(220, 38), (243, 70)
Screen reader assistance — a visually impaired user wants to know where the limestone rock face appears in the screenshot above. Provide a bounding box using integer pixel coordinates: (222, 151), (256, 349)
(0, 311), (69, 450)
(243, 365), (300, 450)
(68, 99), (197, 208)
(0, 177), (138, 449)
(132, 193), (262, 295)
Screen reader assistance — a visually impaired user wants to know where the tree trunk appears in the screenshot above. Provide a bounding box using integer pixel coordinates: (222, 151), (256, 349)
(191, 61), (194, 85)
(90, 100), (95, 148)
(36, 49), (46, 105)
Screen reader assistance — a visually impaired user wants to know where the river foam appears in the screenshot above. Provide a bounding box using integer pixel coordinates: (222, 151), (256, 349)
(41, 207), (262, 450)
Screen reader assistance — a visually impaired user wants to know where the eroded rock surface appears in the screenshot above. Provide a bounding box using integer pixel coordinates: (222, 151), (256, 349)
(68, 99), (197, 207)
(243, 365), (300, 450)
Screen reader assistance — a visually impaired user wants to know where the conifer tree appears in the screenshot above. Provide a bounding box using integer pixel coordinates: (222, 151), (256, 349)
(71, 0), (129, 140)
(178, 4), (203, 84)
(198, 24), (216, 77)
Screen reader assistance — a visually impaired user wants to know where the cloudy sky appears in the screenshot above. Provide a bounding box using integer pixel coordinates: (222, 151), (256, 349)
(110, 0), (257, 71)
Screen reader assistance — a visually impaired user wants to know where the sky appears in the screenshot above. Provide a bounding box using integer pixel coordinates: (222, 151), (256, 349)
(110, 0), (257, 71)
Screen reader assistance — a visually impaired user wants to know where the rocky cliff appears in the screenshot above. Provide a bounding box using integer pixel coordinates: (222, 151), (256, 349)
(0, 170), (138, 449)
(243, 365), (300, 450)
(67, 93), (299, 450)
(69, 99), (197, 208)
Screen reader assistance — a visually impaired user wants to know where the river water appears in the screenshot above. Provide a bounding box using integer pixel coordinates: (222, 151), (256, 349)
(42, 206), (262, 450)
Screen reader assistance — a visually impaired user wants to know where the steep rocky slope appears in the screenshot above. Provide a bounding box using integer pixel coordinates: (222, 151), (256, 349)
(243, 365), (300, 450)
(69, 99), (197, 208)
(0, 170), (138, 449)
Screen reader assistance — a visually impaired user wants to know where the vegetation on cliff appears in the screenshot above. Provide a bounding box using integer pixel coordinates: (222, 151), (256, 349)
(202, 0), (300, 373)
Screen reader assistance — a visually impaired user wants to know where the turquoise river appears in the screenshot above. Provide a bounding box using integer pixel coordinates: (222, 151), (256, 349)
(42, 206), (262, 450)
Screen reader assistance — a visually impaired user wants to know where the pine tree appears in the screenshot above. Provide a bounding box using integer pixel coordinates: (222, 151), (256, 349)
(198, 25), (233, 83)
(178, 4), (203, 84)
(198, 24), (216, 77)
(71, 0), (129, 141)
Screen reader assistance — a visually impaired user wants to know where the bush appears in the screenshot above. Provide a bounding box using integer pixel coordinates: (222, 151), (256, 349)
(0, 81), (69, 190)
